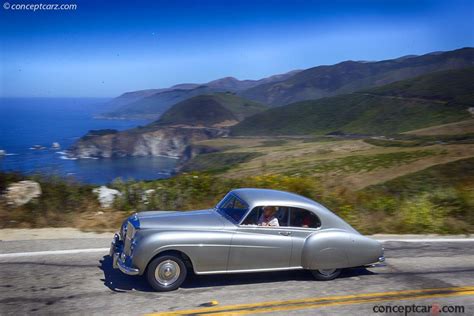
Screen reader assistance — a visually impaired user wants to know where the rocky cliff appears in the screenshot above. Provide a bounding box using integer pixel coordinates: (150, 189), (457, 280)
(68, 126), (227, 159)
(69, 93), (265, 160)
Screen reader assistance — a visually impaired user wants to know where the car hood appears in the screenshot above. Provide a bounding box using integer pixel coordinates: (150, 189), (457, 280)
(136, 209), (226, 230)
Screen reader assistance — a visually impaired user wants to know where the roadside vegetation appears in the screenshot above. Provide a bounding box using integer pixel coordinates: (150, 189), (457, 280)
(1, 153), (473, 234)
(112, 156), (474, 234)
(0, 172), (125, 230)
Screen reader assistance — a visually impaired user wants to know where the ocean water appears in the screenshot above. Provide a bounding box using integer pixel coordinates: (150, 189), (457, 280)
(0, 98), (177, 184)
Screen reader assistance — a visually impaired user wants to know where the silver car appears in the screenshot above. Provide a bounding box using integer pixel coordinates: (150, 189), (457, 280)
(110, 188), (384, 291)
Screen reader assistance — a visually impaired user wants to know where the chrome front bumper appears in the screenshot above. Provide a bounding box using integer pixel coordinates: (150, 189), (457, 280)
(110, 233), (140, 276)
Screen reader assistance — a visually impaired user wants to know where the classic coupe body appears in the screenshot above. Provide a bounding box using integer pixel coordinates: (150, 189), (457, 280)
(110, 188), (384, 291)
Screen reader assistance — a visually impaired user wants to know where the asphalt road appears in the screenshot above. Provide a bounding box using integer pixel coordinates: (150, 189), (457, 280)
(1, 237), (473, 315)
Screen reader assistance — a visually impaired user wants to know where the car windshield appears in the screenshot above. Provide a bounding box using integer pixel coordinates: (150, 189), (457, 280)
(216, 193), (248, 224)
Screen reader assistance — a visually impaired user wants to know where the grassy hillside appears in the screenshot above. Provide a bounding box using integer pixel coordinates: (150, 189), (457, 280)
(366, 157), (474, 198)
(359, 157), (474, 233)
(181, 152), (264, 173)
(232, 68), (474, 136)
(154, 93), (267, 127)
(239, 47), (474, 106)
(176, 136), (474, 233)
(365, 67), (474, 105)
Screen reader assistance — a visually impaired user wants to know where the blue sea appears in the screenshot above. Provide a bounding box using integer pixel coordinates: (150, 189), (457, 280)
(0, 98), (177, 184)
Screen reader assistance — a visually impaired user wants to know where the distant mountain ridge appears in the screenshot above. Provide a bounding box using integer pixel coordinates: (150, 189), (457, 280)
(239, 47), (474, 106)
(101, 48), (473, 120)
(231, 67), (474, 136)
(100, 83), (202, 110)
(101, 69), (301, 119)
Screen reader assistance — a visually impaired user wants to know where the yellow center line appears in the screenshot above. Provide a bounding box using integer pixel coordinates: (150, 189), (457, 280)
(147, 286), (474, 316)
(199, 290), (474, 316)
(149, 286), (474, 316)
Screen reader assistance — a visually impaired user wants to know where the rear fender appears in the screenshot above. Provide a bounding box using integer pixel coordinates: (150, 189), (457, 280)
(301, 230), (351, 270)
(345, 234), (384, 267)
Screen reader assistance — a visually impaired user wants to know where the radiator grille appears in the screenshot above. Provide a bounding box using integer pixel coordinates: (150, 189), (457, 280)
(123, 221), (136, 256)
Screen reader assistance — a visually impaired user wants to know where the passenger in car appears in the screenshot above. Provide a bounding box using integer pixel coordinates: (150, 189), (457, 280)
(258, 206), (280, 227)
(302, 213), (312, 228)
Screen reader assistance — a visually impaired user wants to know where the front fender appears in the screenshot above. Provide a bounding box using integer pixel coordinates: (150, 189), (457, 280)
(131, 229), (232, 275)
(130, 230), (195, 275)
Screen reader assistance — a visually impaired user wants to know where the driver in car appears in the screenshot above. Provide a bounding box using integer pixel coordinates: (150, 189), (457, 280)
(258, 206), (280, 227)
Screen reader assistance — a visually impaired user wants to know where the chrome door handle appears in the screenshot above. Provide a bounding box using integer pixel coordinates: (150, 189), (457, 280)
(279, 231), (292, 236)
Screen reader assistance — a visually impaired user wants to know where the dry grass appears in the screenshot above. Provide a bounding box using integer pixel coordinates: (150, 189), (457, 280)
(0, 199), (128, 231)
(342, 152), (474, 190)
(404, 119), (474, 136)
(200, 138), (374, 176)
(194, 137), (474, 191)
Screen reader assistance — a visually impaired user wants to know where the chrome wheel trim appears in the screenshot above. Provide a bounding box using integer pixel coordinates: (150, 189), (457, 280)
(317, 268), (337, 276)
(155, 260), (181, 286)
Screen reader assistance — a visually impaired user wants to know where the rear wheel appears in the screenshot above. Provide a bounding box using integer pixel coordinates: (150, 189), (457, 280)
(146, 255), (187, 291)
(311, 268), (341, 281)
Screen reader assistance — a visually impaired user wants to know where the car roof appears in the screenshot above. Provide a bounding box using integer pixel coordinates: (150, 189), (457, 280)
(229, 188), (359, 233)
(231, 188), (318, 208)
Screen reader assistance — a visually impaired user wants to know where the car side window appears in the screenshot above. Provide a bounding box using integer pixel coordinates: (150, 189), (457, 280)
(241, 206), (288, 227)
(233, 198), (246, 210)
(241, 207), (261, 225)
(289, 208), (321, 229)
(220, 196), (236, 209)
(218, 195), (248, 223)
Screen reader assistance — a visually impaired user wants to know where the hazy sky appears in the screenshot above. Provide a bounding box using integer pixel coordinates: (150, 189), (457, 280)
(1, 0), (473, 97)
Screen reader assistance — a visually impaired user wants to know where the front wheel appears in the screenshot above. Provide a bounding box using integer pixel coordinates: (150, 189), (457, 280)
(146, 255), (187, 291)
(311, 268), (341, 281)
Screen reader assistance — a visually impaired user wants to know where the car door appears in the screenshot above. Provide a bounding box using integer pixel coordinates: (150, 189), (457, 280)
(286, 207), (322, 267)
(227, 206), (293, 271)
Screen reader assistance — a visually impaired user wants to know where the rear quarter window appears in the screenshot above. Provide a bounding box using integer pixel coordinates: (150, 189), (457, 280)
(289, 207), (321, 229)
